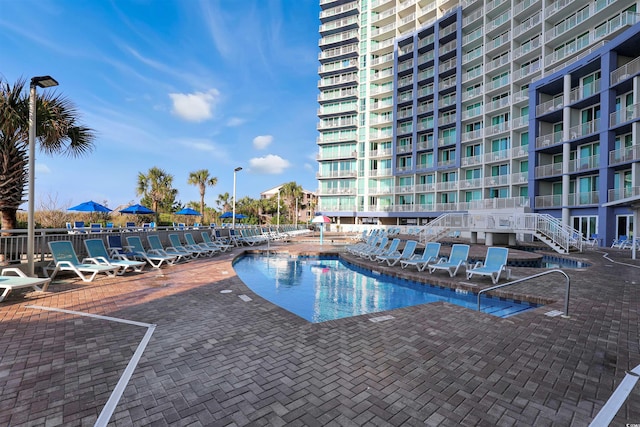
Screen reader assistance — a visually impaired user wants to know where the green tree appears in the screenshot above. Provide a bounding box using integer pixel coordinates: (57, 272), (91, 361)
(279, 182), (303, 223)
(187, 169), (217, 218)
(0, 78), (96, 230)
(216, 192), (232, 212)
(136, 167), (177, 222)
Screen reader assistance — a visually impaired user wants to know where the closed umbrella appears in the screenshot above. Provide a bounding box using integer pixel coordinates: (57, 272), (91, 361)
(311, 215), (331, 245)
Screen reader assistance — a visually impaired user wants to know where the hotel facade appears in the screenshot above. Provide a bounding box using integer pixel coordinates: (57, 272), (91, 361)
(316, 0), (640, 246)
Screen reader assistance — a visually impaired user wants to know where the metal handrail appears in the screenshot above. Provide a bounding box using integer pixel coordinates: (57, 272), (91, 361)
(477, 269), (570, 317)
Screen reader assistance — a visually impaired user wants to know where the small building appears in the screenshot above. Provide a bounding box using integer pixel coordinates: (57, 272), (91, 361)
(260, 185), (317, 224)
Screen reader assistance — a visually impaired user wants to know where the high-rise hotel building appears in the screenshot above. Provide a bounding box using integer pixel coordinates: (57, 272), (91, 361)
(316, 0), (640, 246)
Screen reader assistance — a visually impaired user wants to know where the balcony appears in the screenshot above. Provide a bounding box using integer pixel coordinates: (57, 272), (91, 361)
(484, 149), (510, 163)
(461, 129), (482, 143)
(412, 183), (435, 195)
(319, 43), (358, 60)
(568, 80), (600, 104)
(568, 155), (598, 173)
(567, 191), (599, 206)
(536, 131), (564, 148)
(317, 150), (357, 161)
(513, 11), (541, 37)
(609, 145), (640, 165)
(484, 175), (510, 186)
(534, 194), (562, 208)
(511, 172), (528, 184)
(436, 181), (458, 191)
(611, 56), (640, 85)
(319, 30), (358, 47)
(317, 86), (358, 102)
(317, 187), (356, 196)
(610, 103), (640, 127)
(368, 168), (393, 177)
(608, 186), (640, 202)
(536, 97), (563, 116)
(320, 1), (358, 19)
(317, 116), (358, 130)
(316, 170), (358, 179)
(567, 120), (599, 140)
(369, 147), (392, 157)
(461, 154), (482, 167)
(395, 184), (415, 194)
(459, 178), (483, 188)
(396, 143), (413, 154)
(534, 162), (562, 178)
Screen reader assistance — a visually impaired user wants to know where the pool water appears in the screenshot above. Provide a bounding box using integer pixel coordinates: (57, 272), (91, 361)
(233, 254), (539, 323)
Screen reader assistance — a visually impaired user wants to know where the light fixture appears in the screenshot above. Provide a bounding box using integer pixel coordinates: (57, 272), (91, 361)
(27, 75), (59, 277)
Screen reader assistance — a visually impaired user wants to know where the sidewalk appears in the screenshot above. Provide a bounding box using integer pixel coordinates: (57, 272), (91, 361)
(0, 243), (638, 426)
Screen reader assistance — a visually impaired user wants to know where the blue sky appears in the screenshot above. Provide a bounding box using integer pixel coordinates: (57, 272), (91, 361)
(1, 0), (320, 211)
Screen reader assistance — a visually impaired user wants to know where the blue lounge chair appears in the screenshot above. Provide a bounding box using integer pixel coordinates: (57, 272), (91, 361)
(466, 247), (510, 284)
(201, 231), (233, 252)
(400, 242), (441, 271)
(0, 268), (51, 302)
(89, 223), (102, 233)
(126, 236), (177, 268)
(84, 239), (146, 275)
(365, 238), (400, 261)
(45, 240), (118, 282)
(184, 233), (218, 256)
(148, 234), (193, 262)
(376, 240), (418, 266)
(427, 244), (470, 277)
(107, 234), (138, 259)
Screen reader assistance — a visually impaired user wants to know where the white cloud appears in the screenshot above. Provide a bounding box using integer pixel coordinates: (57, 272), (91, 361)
(253, 135), (273, 150)
(169, 89), (220, 122)
(249, 154), (290, 174)
(226, 117), (246, 127)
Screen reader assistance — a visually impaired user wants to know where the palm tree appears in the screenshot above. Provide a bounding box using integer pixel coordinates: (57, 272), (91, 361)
(280, 182), (304, 223)
(0, 78), (96, 230)
(136, 167), (177, 223)
(216, 192), (232, 212)
(187, 169), (217, 219)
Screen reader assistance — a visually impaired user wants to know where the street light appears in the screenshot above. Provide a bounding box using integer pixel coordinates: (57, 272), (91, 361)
(276, 189), (281, 228)
(27, 75), (59, 277)
(232, 166), (242, 229)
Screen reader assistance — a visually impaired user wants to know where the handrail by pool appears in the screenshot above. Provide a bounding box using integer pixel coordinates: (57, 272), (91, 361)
(477, 269), (570, 317)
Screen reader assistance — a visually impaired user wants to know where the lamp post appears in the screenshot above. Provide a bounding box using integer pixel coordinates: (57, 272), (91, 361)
(27, 76), (58, 277)
(232, 166), (242, 229)
(276, 189), (281, 228)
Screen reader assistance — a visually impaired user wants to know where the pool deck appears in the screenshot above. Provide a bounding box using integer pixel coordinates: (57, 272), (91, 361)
(1, 238), (639, 426)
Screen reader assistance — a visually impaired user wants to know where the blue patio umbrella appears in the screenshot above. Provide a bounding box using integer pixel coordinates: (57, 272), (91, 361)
(68, 200), (112, 213)
(119, 204), (155, 215)
(219, 212), (234, 219)
(175, 207), (201, 216)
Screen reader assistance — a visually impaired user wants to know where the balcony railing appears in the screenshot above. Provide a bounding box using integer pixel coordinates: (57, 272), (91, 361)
(536, 131), (564, 148)
(535, 162), (563, 178)
(536, 97), (563, 116)
(608, 186), (640, 202)
(611, 56), (640, 85)
(610, 103), (640, 127)
(609, 145), (640, 165)
(567, 191), (599, 206)
(568, 155), (598, 173)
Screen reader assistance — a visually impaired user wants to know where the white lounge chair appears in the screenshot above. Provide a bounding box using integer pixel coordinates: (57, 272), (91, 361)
(376, 240), (418, 266)
(466, 247), (510, 284)
(0, 268), (50, 302)
(84, 239), (146, 275)
(427, 244), (470, 277)
(45, 240), (118, 282)
(400, 242), (441, 271)
(126, 236), (178, 268)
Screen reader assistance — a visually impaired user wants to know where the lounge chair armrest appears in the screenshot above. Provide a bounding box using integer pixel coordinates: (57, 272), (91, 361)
(1, 268), (28, 277)
(82, 257), (103, 265)
(469, 261), (483, 270)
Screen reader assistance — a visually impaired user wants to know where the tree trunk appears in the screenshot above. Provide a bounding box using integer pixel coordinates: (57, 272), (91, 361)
(1, 208), (17, 236)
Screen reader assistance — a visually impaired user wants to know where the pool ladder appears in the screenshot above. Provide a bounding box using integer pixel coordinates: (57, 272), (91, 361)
(476, 269), (571, 317)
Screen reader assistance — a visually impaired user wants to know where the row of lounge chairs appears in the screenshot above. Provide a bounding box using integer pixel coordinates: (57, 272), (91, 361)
(41, 231), (235, 283)
(346, 231), (510, 284)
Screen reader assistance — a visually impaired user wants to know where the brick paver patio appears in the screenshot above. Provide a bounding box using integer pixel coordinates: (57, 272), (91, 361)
(1, 239), (639, 426)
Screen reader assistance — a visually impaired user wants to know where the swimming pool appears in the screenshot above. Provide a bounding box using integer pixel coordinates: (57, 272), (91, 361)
(233, 254), (539, 323)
